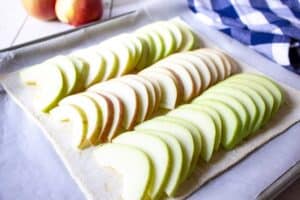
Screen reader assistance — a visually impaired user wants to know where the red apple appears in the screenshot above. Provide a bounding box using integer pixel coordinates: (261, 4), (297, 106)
(55, 0), (103, 26)
(22, 0), (57, 20)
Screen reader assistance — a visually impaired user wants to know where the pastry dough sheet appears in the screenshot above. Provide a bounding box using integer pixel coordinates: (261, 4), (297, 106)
(1, 11), (300, 200)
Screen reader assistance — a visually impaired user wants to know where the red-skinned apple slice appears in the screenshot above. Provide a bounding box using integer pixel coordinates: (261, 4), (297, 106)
(89, 80), (138, 130)
(154, 61), (196, 102)
(120, 75), (151, 123)
(83, 91), (114, 143)
(95, 91), (124, 141)
(139, 67), (183, 109)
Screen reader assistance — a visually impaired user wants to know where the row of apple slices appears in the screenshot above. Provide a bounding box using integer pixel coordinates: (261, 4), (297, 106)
(93, 73), (284, 200)
(50, 48), (236, 148)
(20, 19), (198, 112)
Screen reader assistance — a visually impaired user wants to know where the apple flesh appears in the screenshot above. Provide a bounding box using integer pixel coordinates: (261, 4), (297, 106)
(55, 0), (103, 26)
(22, 0), (56, 20)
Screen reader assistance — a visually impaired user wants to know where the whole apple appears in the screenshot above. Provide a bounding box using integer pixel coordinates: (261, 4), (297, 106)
(55, 0), (103, 26)
(22, 0), (57, 20)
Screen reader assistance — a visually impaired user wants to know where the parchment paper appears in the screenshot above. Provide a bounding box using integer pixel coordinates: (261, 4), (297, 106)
(1, 0), (300, 200)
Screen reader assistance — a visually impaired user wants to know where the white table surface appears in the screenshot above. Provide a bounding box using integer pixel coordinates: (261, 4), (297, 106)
(0, 0), (299, 199)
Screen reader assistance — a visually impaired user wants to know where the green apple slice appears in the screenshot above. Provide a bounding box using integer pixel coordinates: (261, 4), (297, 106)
(89, 81), (138, 130)
(226, 78), (275, 126)
(92, 47), (119, 81)
(96, 91), (124, 141)
(71, 49), (105, 87)
(154, 62), (195, 102)
(199, 92), (251, 142)
(20, 63), (66, 112)
(221, 82), (266, 134)
(113, 132), (171, 200)
(205, 84), (259, 138)
(168, 107), (216, 162)
(151, 22), (176, 57)
(170, 18), (198, 51)
(59, 94), (102, 145)
(135, 33), (155, 66)
(139, 68), (182, 109)
(82, 92), (114, 143)
(120, 75), (151, 123)
(230, 73), (284, 115)
(50, 104), (89, 149)
(135, 118), (195, 183)
(46, 55), (78, 95)
(178, 104), (222, 151)
(94, 143), (152, 200)
(193, 99), (242, 149)
(99, 38), (134, 77)
(69, 56), (89, 92)
(136, 28), (164, 63)
(135, 37), (150, 70)
(166, 22), (183, 51)
(136, 130), (183, 197)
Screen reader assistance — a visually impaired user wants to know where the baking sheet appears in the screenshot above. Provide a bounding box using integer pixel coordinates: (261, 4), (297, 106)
(1, 0), (300, 199)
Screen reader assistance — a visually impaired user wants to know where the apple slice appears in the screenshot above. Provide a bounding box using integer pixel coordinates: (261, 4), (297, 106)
(230, 73), (284, 115)
(139, 67), (183, 109)
(113, 132), (171, 200)
(154, 62), (196, 102)
(120, 75), (151, 123)
(165, 57), (203, 95)
(94, 143), (152, 200)
(69, 56), (89, 92)
(59, 94), (102, 145)
(168, 107), (217, 162)
(135, 33), (155, 66)
(20, 63), (66, 112)
(149, 22), (176, 57)
(95, 91), (124, 141)
(135, 28), (164, 63)
(89, 80), (138, 130)
(178, 104), (222, 152)
(225, 78), (275, 126)
(131, 76), (156, 119)
(99, 38), (134, 77)
(135, 118), (195, 183)
(170, 18), (198, 51)
(221, 82), (266, 133)
(173, 52), (212, 90)
(82, 92), (114, 143)
(193, 99), (242, 149)
(199, 92), (251, 142)
(205, 84), (259, 138)
(166, 22), (183, 52)
(194, 49), (227, 82)
(135, 37), (150, 70)
(91, 47), (119, 81)
(136, 130), (183, 197)
(50, 104), (89, 149)
(71, 49), (105, 87)
(46, 55), (78, 95)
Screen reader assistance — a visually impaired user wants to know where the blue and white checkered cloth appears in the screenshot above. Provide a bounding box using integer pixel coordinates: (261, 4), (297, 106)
(188, 0), (300, 75)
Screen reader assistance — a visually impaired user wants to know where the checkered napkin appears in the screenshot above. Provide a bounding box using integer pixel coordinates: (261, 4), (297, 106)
(187, 0), (300, 74)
